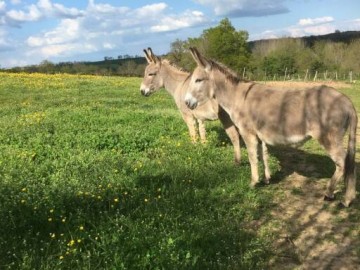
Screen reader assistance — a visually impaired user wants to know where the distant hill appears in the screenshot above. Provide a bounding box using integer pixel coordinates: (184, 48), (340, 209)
(84, 56), (147, 67)
(248, 30), (360, 49)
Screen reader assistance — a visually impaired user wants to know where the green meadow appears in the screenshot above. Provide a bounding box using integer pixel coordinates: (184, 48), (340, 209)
(0, 73), (359, 269)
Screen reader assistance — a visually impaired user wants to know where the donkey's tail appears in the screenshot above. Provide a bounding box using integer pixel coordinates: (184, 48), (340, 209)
(344, 109), (358, 207)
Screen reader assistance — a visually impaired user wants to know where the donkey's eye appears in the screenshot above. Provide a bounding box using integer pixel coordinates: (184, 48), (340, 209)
(148, 73), (157, 76)
(195, 78), (204, 83)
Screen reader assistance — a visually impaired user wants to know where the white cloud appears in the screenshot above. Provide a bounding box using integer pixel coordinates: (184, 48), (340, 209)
(252, 16), (360, 41)
(298, 16), (334, 26)
(0, 1), (6, 13)
(134, 3), (167, 18)
(6, 4), (42, 22)
(2, 0), (209, 65)
(27, 18), (80, 47)
(4, 0), (83, 26)
(151, 10), (207, 32)
(195, 0), (288, 17)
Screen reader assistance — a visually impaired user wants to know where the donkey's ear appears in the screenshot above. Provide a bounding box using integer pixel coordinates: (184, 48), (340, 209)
(189, 47), (210, 70)
(144, 49), (152, 63)
(147, 47), (161, 64)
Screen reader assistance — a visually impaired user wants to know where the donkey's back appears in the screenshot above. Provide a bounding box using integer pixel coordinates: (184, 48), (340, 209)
(243, 84), (356, 146)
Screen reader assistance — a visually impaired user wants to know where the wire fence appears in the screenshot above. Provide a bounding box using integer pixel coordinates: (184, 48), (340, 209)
(242, 69), (359, 83)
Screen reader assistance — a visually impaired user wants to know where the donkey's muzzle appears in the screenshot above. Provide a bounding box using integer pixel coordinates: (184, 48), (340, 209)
(141, 89), (150, 97)
(185, 99), (198, 110)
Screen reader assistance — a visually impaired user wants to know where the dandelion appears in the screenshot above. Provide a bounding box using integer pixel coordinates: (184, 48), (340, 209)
(48, 218), (52, 222)
(61, 218), (66, 223)
(79, 226), (84, 231)
(59, 255), (64, 260)
(114, 198), (119, 203)
(77, 239), (82, 243)
(49, 209), (54, 213)
(144, 198), (149, 203)
(21, 200), (26, 204)
(67, 240), (75, 247)
(21, 188), (27, 192)
(50, 233), (56, 238)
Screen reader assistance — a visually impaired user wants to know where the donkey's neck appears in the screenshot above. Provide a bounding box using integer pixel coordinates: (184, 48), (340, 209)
(213, 77), (241, 113)
(160, 62), (189, 96)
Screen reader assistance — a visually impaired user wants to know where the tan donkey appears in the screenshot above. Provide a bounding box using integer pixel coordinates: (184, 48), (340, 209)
(140, 48), (241, 164)
(185, 47), (357, 207)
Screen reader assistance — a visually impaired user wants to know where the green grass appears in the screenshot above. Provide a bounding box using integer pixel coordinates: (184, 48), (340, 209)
(0, 73), (279, 269)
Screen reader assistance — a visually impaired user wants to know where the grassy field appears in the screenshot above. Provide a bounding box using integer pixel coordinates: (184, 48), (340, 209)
(0, 73), (359, 269)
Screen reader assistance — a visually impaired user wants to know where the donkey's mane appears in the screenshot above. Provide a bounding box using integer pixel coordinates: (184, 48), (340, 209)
(162, 59), (190, 74)
(208, 59), (242, 85)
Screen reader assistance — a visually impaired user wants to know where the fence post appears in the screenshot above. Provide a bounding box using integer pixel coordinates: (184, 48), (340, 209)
(313, 70), (318, 81)
(349, 71), (353, 83)
(304, 69), (309, 81)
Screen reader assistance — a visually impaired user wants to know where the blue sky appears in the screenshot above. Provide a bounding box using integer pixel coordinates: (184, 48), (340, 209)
(1, 0), (360, 68)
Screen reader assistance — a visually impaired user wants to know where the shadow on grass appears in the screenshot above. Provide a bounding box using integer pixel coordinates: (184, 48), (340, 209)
(0, 165), (271, 269)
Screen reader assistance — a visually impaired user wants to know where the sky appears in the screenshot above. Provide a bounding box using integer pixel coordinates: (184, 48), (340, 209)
(0, 0), (360, 68)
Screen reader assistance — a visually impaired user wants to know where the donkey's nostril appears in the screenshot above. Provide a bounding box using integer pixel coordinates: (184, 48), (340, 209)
(185, 99), (197, 110)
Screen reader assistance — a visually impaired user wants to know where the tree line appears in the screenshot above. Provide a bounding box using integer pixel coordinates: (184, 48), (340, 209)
(2, 18), (360, 81)
(3, 57), (147, 77)
(167, 18), (360, 82)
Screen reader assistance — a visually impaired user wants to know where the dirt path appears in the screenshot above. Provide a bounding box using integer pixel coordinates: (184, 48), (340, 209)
(265, 146), (360, 269)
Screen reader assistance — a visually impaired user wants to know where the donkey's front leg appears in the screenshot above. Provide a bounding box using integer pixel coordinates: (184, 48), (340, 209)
(261, 141), (271, 184)
(182, 114), (198, 143)
(243, 133), (260, 187)
(197, 119), (207, 143)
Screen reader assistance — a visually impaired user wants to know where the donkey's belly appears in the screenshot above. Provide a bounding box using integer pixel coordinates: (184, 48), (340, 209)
(259, 132), (311, 146)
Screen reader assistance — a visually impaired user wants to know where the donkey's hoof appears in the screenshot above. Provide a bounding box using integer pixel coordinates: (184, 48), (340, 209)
(338, 200), (353, 208)
(249, 182), (259, 189)
(337, 202), (348, 209)
(324, 195), (335, 201)
(233, 160), (241, 167)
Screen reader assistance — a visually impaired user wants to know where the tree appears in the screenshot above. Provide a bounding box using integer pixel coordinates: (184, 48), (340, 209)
(168, 18), (250, 72)
(201, 18), (250, 71)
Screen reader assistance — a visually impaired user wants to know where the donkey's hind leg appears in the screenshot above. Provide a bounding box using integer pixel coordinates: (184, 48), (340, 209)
(322, 138), (346, 201)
